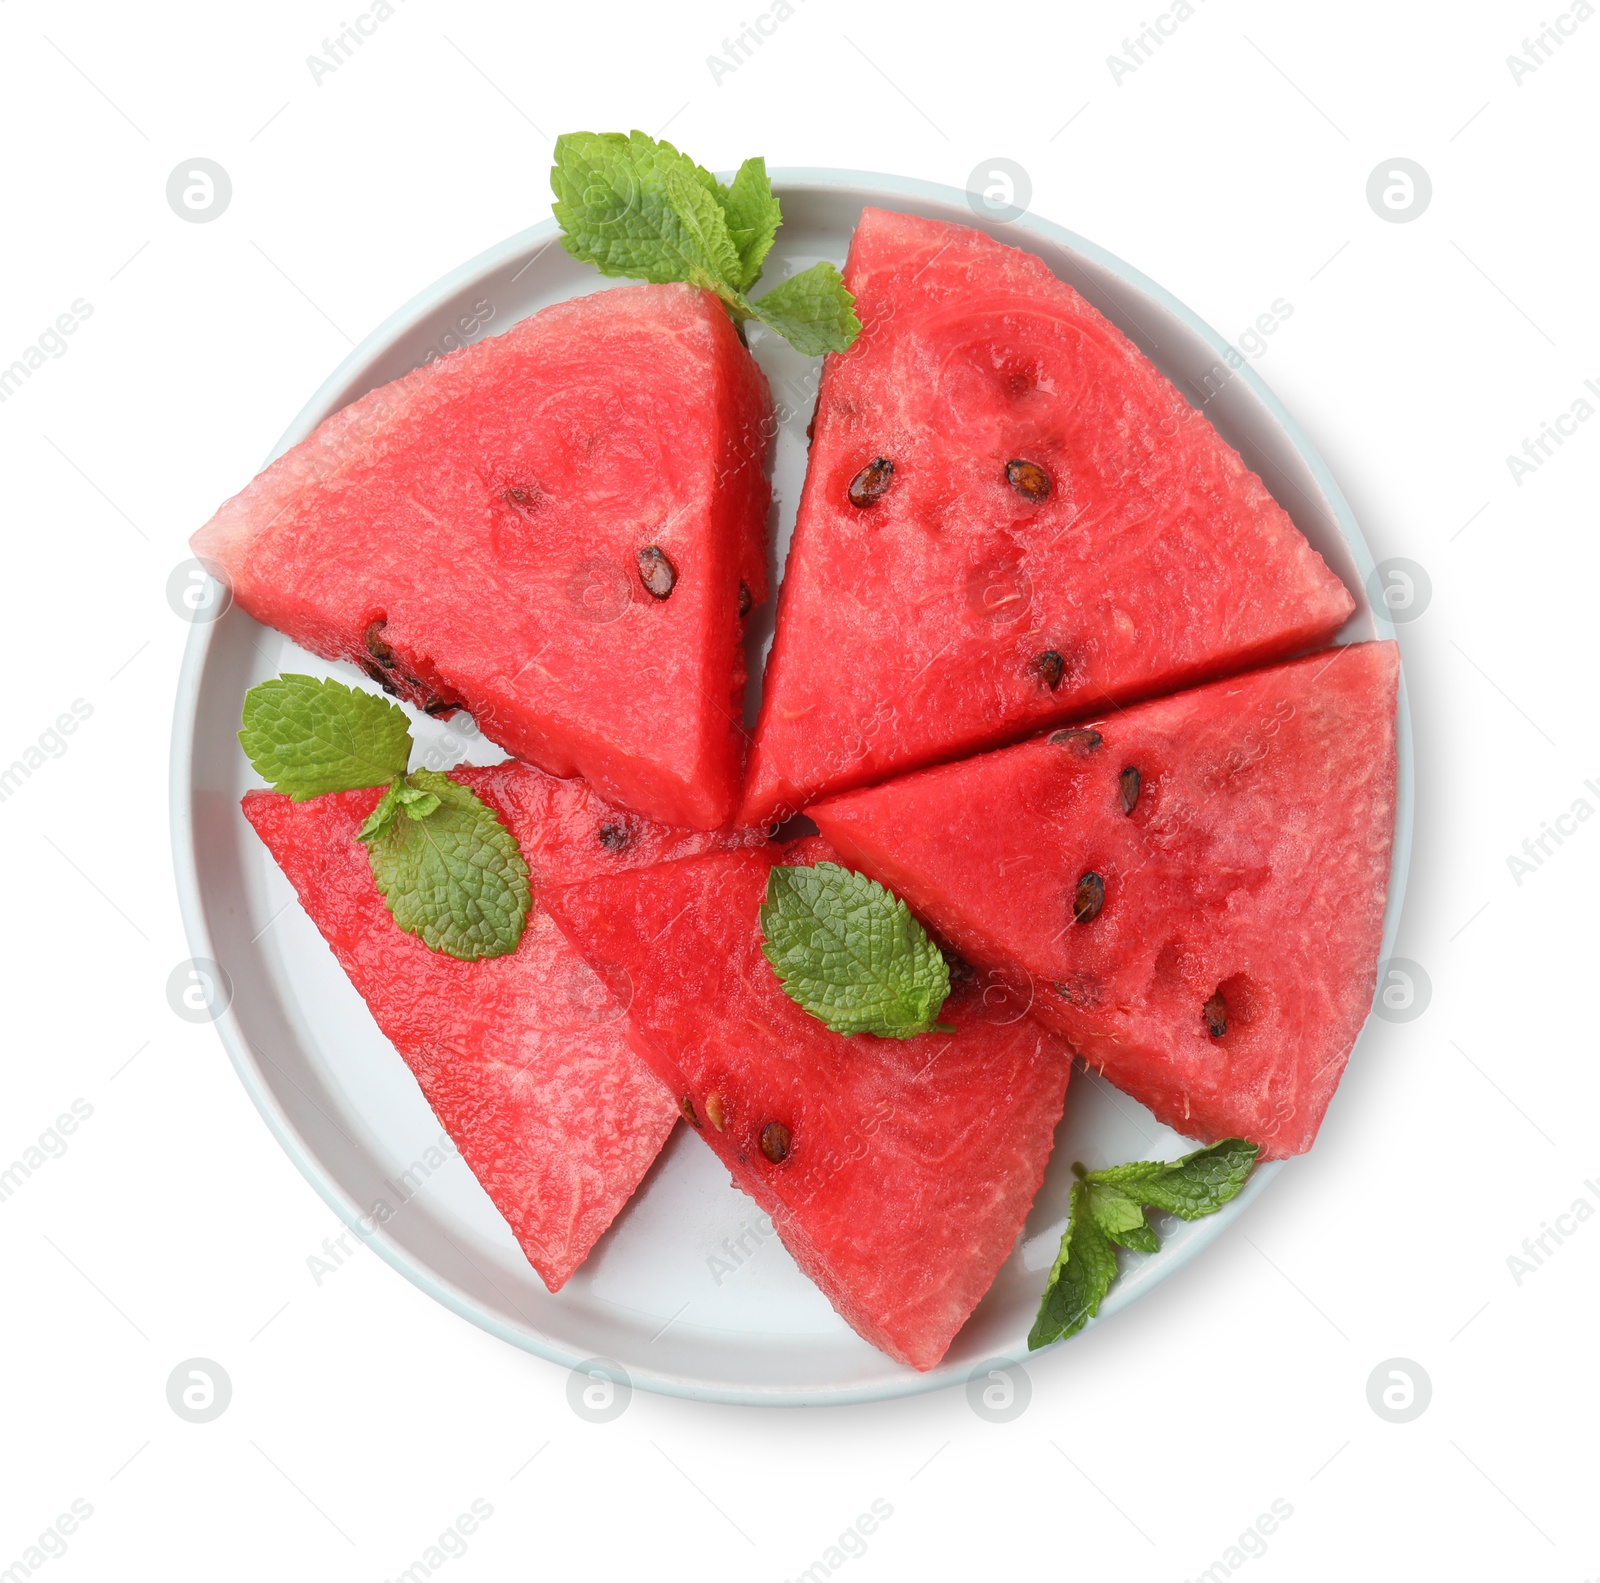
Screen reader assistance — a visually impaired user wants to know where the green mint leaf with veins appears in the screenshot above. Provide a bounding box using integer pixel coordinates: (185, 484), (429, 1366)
(1088, 1138), (1261, 1218)
(1028, 1179), (1118, 1349)
(718, 157), (782, 291)
(1087, 1182), (1161, 1253)
(550, 130), (859, 355)
(759, 862), (952, 1039)
(240, 674), (411, 799)
(1029, 1140), (1260, 1350)
(552, 131), (739, 295)
(362, 769), (530, 960)
(747, 262), (862, 356)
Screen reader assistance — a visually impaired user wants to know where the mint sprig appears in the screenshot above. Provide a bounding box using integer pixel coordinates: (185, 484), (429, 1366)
(241, 675), (530, 961)
(361, 769), (530, 960)
(759, 861), (952, 1039)
(1028, 1139), (1260, 1350)
(551, 131), (860, 356)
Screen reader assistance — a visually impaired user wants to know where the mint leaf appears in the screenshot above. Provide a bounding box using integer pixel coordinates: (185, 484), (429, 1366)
(1087, 1183), (1160, 1253)
(759, 861), (952, 1039)
(363, 769), (531, 960)
(1029, 1141), (1259, 1350)
(1089, 1139), (1261, 1219)
(748, 262), (861, 356)
(552, 131), (739, 296)
(356, 777), (443, 845)
(719, 157), (782, 291)
(394, 782), (442, 820)
(1028, 1180), (1118, 1349)
(240, 674), (411, 799)
(357, 779), (405, 844)
(550, 129), (860, 356)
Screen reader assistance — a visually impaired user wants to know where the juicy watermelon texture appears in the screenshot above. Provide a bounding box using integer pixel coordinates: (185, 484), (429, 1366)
(741, 208), (1355, 824)
(199, 284), (772, 831)
(543, 837), (1074, 1370)
(812, 643), (1399, 1159)
(243, 760), (762, 1290)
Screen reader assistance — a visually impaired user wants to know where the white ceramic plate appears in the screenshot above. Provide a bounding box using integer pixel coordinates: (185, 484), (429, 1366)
(171, 172), (1412, 1405)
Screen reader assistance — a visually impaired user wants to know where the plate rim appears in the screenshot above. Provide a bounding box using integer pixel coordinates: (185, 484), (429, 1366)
(169, 168), (1411, 1406)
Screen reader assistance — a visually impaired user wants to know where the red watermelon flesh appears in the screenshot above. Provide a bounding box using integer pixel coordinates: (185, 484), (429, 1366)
(198, 284), (772, 831)
(740, 208), (1355, 825)
(812, 643), (1399, 1159)
(243, 760), (762, 1290)
(542, 837), (1074, 1370)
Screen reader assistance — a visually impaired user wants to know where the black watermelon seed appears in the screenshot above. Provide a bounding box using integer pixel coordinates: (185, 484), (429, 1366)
(358, 658), (403, 698)
(598, 821), (632, 852)
(678, 1094), (701, 1128)
(1032, 649), (1066, 691)
(848, 457), (894, 508)
(364, 620), (397, 669)
(1119, 766), (1142, 815)
(422, 697), (458, 717)
(1005, 459), (1052, 502)
(1050, 727), (1102, 753)
(1072, 871), (1105, 925)
(1203, 990), (1228, 1039)
(502, 484), (541, 513)
(637, 546), (677, 600)
(760, 1121), (792, 1163)
(738, 580), (752, 619)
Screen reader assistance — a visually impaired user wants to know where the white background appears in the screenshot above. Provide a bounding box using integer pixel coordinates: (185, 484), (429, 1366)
(2, 0), (1596, 1577)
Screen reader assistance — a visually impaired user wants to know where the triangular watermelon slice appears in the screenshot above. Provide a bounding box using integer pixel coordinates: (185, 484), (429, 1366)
(243, 759), (761, 1289)
(741, 208), (1355, 824)
(812, 643), (1400, 1159)
(542, 837), (1074, 1369)
(199, 283), (772, 831)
